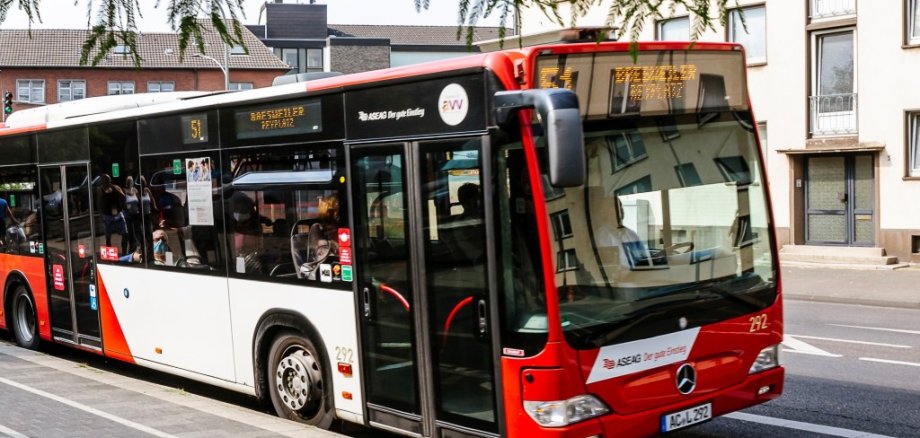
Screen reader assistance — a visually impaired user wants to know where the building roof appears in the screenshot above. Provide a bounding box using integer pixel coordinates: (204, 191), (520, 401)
(327, 24), (507, 47)
(0, 22), (289, 70)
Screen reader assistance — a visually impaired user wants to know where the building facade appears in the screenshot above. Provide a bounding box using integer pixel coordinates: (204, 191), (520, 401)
(0, 22), (289, 116)
(245, 0), (506, 75)
(515, 0), (920, 263)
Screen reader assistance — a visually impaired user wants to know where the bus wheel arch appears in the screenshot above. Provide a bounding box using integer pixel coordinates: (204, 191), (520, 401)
(253, 310), (334, 428)
(4, 274), (40, 350)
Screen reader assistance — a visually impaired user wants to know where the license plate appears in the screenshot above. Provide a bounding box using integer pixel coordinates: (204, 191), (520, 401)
(661, 403), (712, 432)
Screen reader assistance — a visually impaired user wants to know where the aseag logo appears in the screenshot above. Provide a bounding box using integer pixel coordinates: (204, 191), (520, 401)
(438, 83), (469, 126)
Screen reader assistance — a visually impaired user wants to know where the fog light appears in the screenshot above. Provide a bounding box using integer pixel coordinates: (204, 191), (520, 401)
(523, 394), (610, 427)
(749, 344), (780, 374)
(757, 385), (771, 395)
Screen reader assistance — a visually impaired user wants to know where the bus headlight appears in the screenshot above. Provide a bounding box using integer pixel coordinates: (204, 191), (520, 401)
(523, 394), (609, 427)
(748, 344), (780, 374)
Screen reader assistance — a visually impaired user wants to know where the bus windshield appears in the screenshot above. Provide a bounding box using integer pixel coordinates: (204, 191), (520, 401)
(535, 49), (777, 349)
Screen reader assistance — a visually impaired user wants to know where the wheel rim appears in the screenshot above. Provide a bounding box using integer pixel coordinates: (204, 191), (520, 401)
(275, 345), (322, 412)
(14, 293), (35, 343)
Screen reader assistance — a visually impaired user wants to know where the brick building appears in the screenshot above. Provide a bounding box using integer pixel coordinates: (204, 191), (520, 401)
(0, 22), (289, 115)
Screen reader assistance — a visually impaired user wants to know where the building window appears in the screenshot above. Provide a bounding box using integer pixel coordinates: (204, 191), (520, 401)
(57, 80), (85, 102)
(657, 16), (690, 41)
(908, 0), (920, 45)
(615, 175), (653, 197)
(16, 80), (45, 104)
(551, 210), (573, 240)
(108, 81), (135, 95)
(281, 48), (298, 70)
(113, 44), (131, 54)
(307, 48), (323, 73)
(729, 6), (766, 64)
(809, 0), (856, 19)
(810, 29), (856, 135)
(556, 248), (578, 272)
(607, 130), (647, 171)
(908, 112), (920, 177)
(229, 82), (254, 91)
(230, 44), (247, 55)
(147, 81), (175, 93)
(757, 121), (768, 150)
(675, 163), (702, 187)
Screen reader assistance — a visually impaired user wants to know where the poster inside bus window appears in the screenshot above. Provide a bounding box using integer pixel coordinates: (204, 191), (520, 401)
(534, 50), (748, 118)
(235, 99), (322, 140)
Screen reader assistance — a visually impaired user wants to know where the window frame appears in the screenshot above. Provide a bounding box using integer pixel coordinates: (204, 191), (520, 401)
(906, 0), (920, 47)
(656, 16), (690, 41)
(906, 110), (920, 178)
(16, 79), (45, 104)
(811, 28), (857, 98)
(809, 0), (856, 20)
(556, 248), (578, 272)
(57, 79), (86, 103)
(550, 210), (574, 240)
(727, 5), (767, 65)
(229, 82), (254, 91)
(108, 81), (136, 95)
(147, 81), (176, 93)
(607, 130), (648, 172)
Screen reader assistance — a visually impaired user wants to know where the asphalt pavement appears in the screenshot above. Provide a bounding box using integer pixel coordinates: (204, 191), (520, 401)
(780, 264), (920, 309)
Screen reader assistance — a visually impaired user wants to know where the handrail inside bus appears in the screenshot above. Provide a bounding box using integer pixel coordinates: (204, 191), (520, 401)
(378, 283), (410, 312)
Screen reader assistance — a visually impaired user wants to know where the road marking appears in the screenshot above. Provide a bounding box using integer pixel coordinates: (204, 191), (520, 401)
(829, 324), (920, 336)
(788, 335), (911, 349)
(858, 357), (920, 367)
(725, 412), (895, 437)
(0, 424), (29, 438)
(0, 377), (177, 438)
(782, 336), (842, 357)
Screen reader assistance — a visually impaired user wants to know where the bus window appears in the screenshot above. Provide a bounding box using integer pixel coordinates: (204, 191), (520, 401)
(141, 152), (225, 272)
(90, 122), (141, 266)
(0, 166), (39, 256)
(221, 144), (347, 286)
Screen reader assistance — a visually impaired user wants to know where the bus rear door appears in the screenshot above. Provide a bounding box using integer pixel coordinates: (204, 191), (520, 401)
(40, 163), (102, 350)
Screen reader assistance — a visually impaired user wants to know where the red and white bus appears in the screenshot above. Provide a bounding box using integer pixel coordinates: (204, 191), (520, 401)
(0, 38), (782, 437)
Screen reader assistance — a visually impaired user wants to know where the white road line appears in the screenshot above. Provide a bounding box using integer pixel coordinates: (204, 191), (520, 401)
(0, 424), (29, 438)
(788, 335), (911, 349)
(782, 336), (842, 357)
(725, 412), (896, 438)
(0, 377), (177, 438)
(858, 357), (920, 367)
(829, 324), (920, 336)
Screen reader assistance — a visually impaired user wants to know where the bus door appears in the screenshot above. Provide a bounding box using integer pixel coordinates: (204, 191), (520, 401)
(352, 138), (500, 437)
(40, 163), (101, 349)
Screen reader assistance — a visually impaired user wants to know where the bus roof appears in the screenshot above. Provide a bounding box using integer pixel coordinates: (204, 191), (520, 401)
(0, 40), (742, 137)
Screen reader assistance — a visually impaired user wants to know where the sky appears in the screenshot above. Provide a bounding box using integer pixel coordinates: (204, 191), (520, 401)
(0, 0), (511, 31)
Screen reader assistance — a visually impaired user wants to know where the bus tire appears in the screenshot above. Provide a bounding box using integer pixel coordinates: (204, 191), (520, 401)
(10, 285), (40, 350)
(267, 331), (333, 429)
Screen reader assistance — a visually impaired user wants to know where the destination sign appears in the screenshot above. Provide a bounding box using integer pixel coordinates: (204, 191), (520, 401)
(534, 51), (747, 118)
(181, 113), (209, 144)
(235, 99), (322, 140)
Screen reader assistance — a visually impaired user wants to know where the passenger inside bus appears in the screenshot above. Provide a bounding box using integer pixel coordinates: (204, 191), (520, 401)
(293, 193), (339, 280)
(229, 191), (267, 274)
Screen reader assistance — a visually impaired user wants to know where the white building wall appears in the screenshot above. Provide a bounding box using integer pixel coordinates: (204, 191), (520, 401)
(516, 1), (920, 258)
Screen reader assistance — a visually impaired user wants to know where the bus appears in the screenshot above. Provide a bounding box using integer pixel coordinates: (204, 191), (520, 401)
(0, 38), (783, 437)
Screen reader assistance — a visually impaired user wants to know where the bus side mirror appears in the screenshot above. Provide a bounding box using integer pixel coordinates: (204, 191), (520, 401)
(494, 89), (585, 187)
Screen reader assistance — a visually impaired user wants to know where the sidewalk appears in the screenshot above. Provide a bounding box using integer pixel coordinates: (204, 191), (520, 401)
(780, 264), (920, 309)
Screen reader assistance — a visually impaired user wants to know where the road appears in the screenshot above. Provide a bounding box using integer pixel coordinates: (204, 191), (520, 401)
(672, 299), (920, 437)
(0, 299), (917, 437)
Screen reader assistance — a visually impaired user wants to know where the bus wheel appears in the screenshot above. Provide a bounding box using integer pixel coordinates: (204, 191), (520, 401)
(10, 285), (40, 350)
(267, 332), (333, 428)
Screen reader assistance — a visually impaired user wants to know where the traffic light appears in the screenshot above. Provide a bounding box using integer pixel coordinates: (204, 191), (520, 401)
(3, 91), (12, 115)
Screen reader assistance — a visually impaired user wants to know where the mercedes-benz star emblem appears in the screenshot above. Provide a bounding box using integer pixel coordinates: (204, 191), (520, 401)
(676, 363), (697, 395)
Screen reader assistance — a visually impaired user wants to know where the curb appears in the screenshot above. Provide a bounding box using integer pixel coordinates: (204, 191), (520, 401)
(783, 294), (920, 310)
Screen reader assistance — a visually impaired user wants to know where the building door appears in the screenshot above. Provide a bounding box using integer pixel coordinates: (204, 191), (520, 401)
(352, 138), (499, 437)
(40, 163), (102, 349)
(805, 154), (874, 245)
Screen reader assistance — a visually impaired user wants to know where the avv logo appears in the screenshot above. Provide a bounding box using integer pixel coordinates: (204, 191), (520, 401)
(438, 83), (469, 126)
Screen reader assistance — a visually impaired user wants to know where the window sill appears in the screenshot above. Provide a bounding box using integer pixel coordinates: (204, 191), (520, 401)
(746, 61), (767, 68)
(902, 42), (920, 49)
(904, 176), (920, 181)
